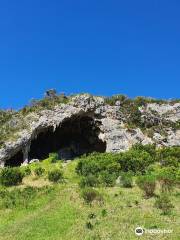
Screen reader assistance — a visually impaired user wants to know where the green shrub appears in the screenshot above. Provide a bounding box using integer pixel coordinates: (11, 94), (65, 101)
(105, 94), (128, 105)
(48, 169), (63, 183)
(0, 167), (23, 186)
(161, 156), (179, 168)
(158, 146), (180, 160)
(176, 169), (180, 187)
(79, 175), (99, 188)
(118, 149), (154, 174)
(154, 193), (174, 215)
(81, 188), (103, 204)
(21, 166), (31, 177)
(88, 213), (96, 219)
(157, 167), (177, 192)
(86, 221), (94, 230)
(49, 152), (59, 163)
(132, 144), (157, 160)
(120, 172), (133, 188)
(99, 171), (116, 187)
(34, 167), (45, 177)
(136, 175), (156, 198)
(76, 152), (121, 177)
(0, 186), (7, 198)
(101, 209), (107, 217)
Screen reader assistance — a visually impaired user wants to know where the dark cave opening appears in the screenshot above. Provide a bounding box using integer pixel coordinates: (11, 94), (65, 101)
(5, 150), (24, 167)
(29, 115), (106, 160)
(5, 115), (106, 166)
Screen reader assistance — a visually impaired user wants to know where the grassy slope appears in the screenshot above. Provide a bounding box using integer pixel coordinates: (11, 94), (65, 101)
(0, 161), (179, 240)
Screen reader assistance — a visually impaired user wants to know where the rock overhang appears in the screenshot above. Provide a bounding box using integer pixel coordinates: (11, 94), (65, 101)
(0, 94), (180, 166)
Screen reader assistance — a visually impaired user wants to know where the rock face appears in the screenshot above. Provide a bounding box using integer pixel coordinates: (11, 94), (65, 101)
(0, 94), (180, 167)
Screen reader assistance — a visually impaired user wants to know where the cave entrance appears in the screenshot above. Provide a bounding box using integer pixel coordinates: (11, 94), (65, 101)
(29, 115), (106, 160)
(5, 150), (24, 167)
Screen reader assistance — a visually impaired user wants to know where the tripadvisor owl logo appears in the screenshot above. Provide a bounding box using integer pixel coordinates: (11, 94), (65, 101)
(135, 227), (144, 236)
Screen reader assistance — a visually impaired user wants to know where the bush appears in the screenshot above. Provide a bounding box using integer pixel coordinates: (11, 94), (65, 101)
(81, 187), (103, 204)
(101, 209), (107, 217)
(120, 172), (133, 188)
(34, 167), (45, 177)
(118, 149), (154, 174)
(0, 167), (23, 186)
(99, 171), (116, 187)
(79, 175), (99, 188)
(48, 169), (63, 183)
(21, 166), (31, 177)
(157, 167), (177, 192)
(136, 175), (156, 198)
(49, 153), (59, 163)
(76, 153), (121, 177)
(86, 221), (94, 230)
(154, 193), (174, 215)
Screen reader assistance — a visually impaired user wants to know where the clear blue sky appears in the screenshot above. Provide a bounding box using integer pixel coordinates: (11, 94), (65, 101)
(0, 0), (180, 109)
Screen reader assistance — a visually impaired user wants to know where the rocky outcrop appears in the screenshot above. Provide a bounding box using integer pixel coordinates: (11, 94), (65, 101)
(0, 94), (180, 166)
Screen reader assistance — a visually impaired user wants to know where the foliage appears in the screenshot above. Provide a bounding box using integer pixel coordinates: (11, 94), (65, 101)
(104, 94), (128, 105)
(136, 175), (156, 198)
(104, 95), (171, 107)
(154, 193), (174, 215)
(117, 148), (154, 174)
(0, 156), (179, 240)
(48, 169), (63, 183)
(21, 94), (69, 115)
(76, 152), (121, 177)
(85, 221), (94, 230)
(0, 110), (14, 126)
(34, 167), (45, 177)
(156, 167), (177, 192)
(120, 172), (133, 188)
(0, 167), (23, 186)
(21, 166), (31, 177)
(81, 187), (103, 204)
(132, 144), (157, 160)
(157, 146), (180, 168)
(99, 171), (117, 187)
(48, 152), (59, 163)
(79, 175), (99, 188)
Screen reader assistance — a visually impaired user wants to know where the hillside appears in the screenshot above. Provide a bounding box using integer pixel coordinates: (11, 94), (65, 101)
(0, 149), (180, 240)
(0, 93), (179, 239)
(0, 93), (180, 167)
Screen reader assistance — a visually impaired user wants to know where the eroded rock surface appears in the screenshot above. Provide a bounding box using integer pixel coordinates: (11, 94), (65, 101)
(0, 94), (180, 166)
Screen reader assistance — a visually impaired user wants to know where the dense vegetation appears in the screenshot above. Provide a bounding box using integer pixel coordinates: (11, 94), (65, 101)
(0, 145), (179, 239)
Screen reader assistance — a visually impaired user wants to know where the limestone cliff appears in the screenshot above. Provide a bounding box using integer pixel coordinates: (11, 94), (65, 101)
(0, 94), (180, 166)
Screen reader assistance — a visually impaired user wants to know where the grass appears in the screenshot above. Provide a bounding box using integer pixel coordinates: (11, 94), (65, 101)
(0, 160), (179, 240)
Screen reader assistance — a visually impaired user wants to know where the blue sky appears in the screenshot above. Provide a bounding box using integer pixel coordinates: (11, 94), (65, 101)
(0, 0), (180, 109)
